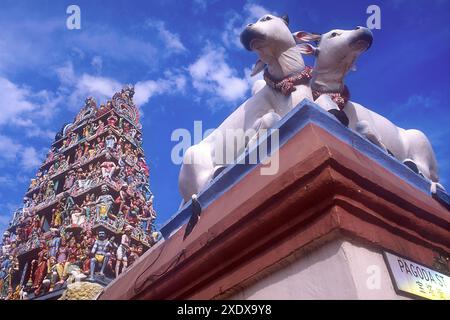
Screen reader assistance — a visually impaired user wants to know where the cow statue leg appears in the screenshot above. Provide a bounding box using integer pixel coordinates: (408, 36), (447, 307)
(179, 144), (214, 204)
(403, 129), (445, 194)
(247, 110), (282, 150)
(355, 120), (389, 153)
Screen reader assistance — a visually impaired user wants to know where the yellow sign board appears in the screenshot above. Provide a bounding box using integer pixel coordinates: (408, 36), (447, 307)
(384, 252), (449, 300)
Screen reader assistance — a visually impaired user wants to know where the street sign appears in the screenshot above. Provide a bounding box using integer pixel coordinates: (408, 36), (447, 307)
(384, 252), (449, 300)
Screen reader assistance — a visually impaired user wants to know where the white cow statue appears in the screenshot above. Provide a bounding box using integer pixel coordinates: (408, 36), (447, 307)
(178, 14), (314, 203)
(294, 27), (443, 193)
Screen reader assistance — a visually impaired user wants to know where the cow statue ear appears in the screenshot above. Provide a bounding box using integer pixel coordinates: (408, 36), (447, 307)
(298, 43), (319, 56)
(293, 31), (321, 44)
(251, 59), (267, 76)
(280, 14), (289, 25)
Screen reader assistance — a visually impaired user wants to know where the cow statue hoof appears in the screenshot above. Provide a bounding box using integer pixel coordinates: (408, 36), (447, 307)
(403, 159), (420, 174)
(430, 182), (446, 195)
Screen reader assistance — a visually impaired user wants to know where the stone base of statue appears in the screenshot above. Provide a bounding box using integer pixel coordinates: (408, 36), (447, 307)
(58, 282), (104, 300)
(99, 101), (449, 300)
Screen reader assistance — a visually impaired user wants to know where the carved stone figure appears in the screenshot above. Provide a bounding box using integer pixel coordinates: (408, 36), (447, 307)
(71, 205), (85, 226)
(44, 181), (56, 200)
(48, 229), (61, 258)
(105, 131), (117, 150)
(115, 226), (132, 277)
(63, 193), (75, 225)
(64, 170), (76, 191)
(295, 27), (444, 193)
(95, 186), (114, 221)
(107, 112), (118, 128)
(81, 194), (94, 223)
(88, 231), (112, 280)
(101, 154), (117, 181)
(178, 14), (313, 203)
(51, 206), (63, 228)
(30, 244), (49, 296)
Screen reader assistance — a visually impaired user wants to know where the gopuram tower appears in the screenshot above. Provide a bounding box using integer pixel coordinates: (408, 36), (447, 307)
(0, 85), (159, 300)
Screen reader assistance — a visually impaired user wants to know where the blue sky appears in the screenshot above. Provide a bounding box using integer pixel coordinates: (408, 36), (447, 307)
(0, 0), (449, 234)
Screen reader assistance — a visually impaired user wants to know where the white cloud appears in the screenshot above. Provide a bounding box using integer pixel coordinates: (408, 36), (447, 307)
(134, 81), (160, 106)
(77, 74), (122, 99)
(20, 146), (42, 171)
(91, 56), (103, 73)
(0, 77), (60, 167)
(135, 72), (187, 106)
(27, 127), (55, 140)
(57, 62), (120, 100)
(0, 77), (36, 125)
(56, 62), (77, 87)
(56, 62), (122, 111)
(0, 19), (61, 74)
(245, 3), (272, 18)
(10, 118), (55, 139)
(56, 61), (186, 110)
(73, 29), (159, 66)
(32, 89), (63, 123)
(0, 135), (22, 161)
(0, 175), (14, 187)
(146, 20), (186, 54)
(0, 79), (60, 138)
(0, 173), (29, 189)
(0, 135), (42, 172)
(188, 46), (249, 103)
(401, 94), (437, 110)
(193, 0), (208, 11)
(0, 17), (160, 76)
(388, 94), (442, 124)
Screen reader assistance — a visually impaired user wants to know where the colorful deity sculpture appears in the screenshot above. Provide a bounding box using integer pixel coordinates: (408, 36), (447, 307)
(100, 154), (117, 181)
(44, 180), (56, 200)
(83, 124), (91, 139)
(105, 131), (117, 150)
(63, 170), (76, 191)
(46, 256), (64, 291)
(97, 104), (108, 117)
(107, 112), (118, 128)
(95, 185), (114, 221)
(48, 229), (61, 258)
(115, 226), (132, 278)
(81, 194), (94, 223)
(88, 231), (112, 280)
(30, 244), (49, 296)
(0, 255), (11, 281)
(97, 120), (105, 134)
(1, 232), (11, 257)
(115, 184), (131, 216)
(63, 193), (75, 224)
(51, 206), (63, 228)
(70, 205), (85, 226)
(95, 136), (105, 153)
